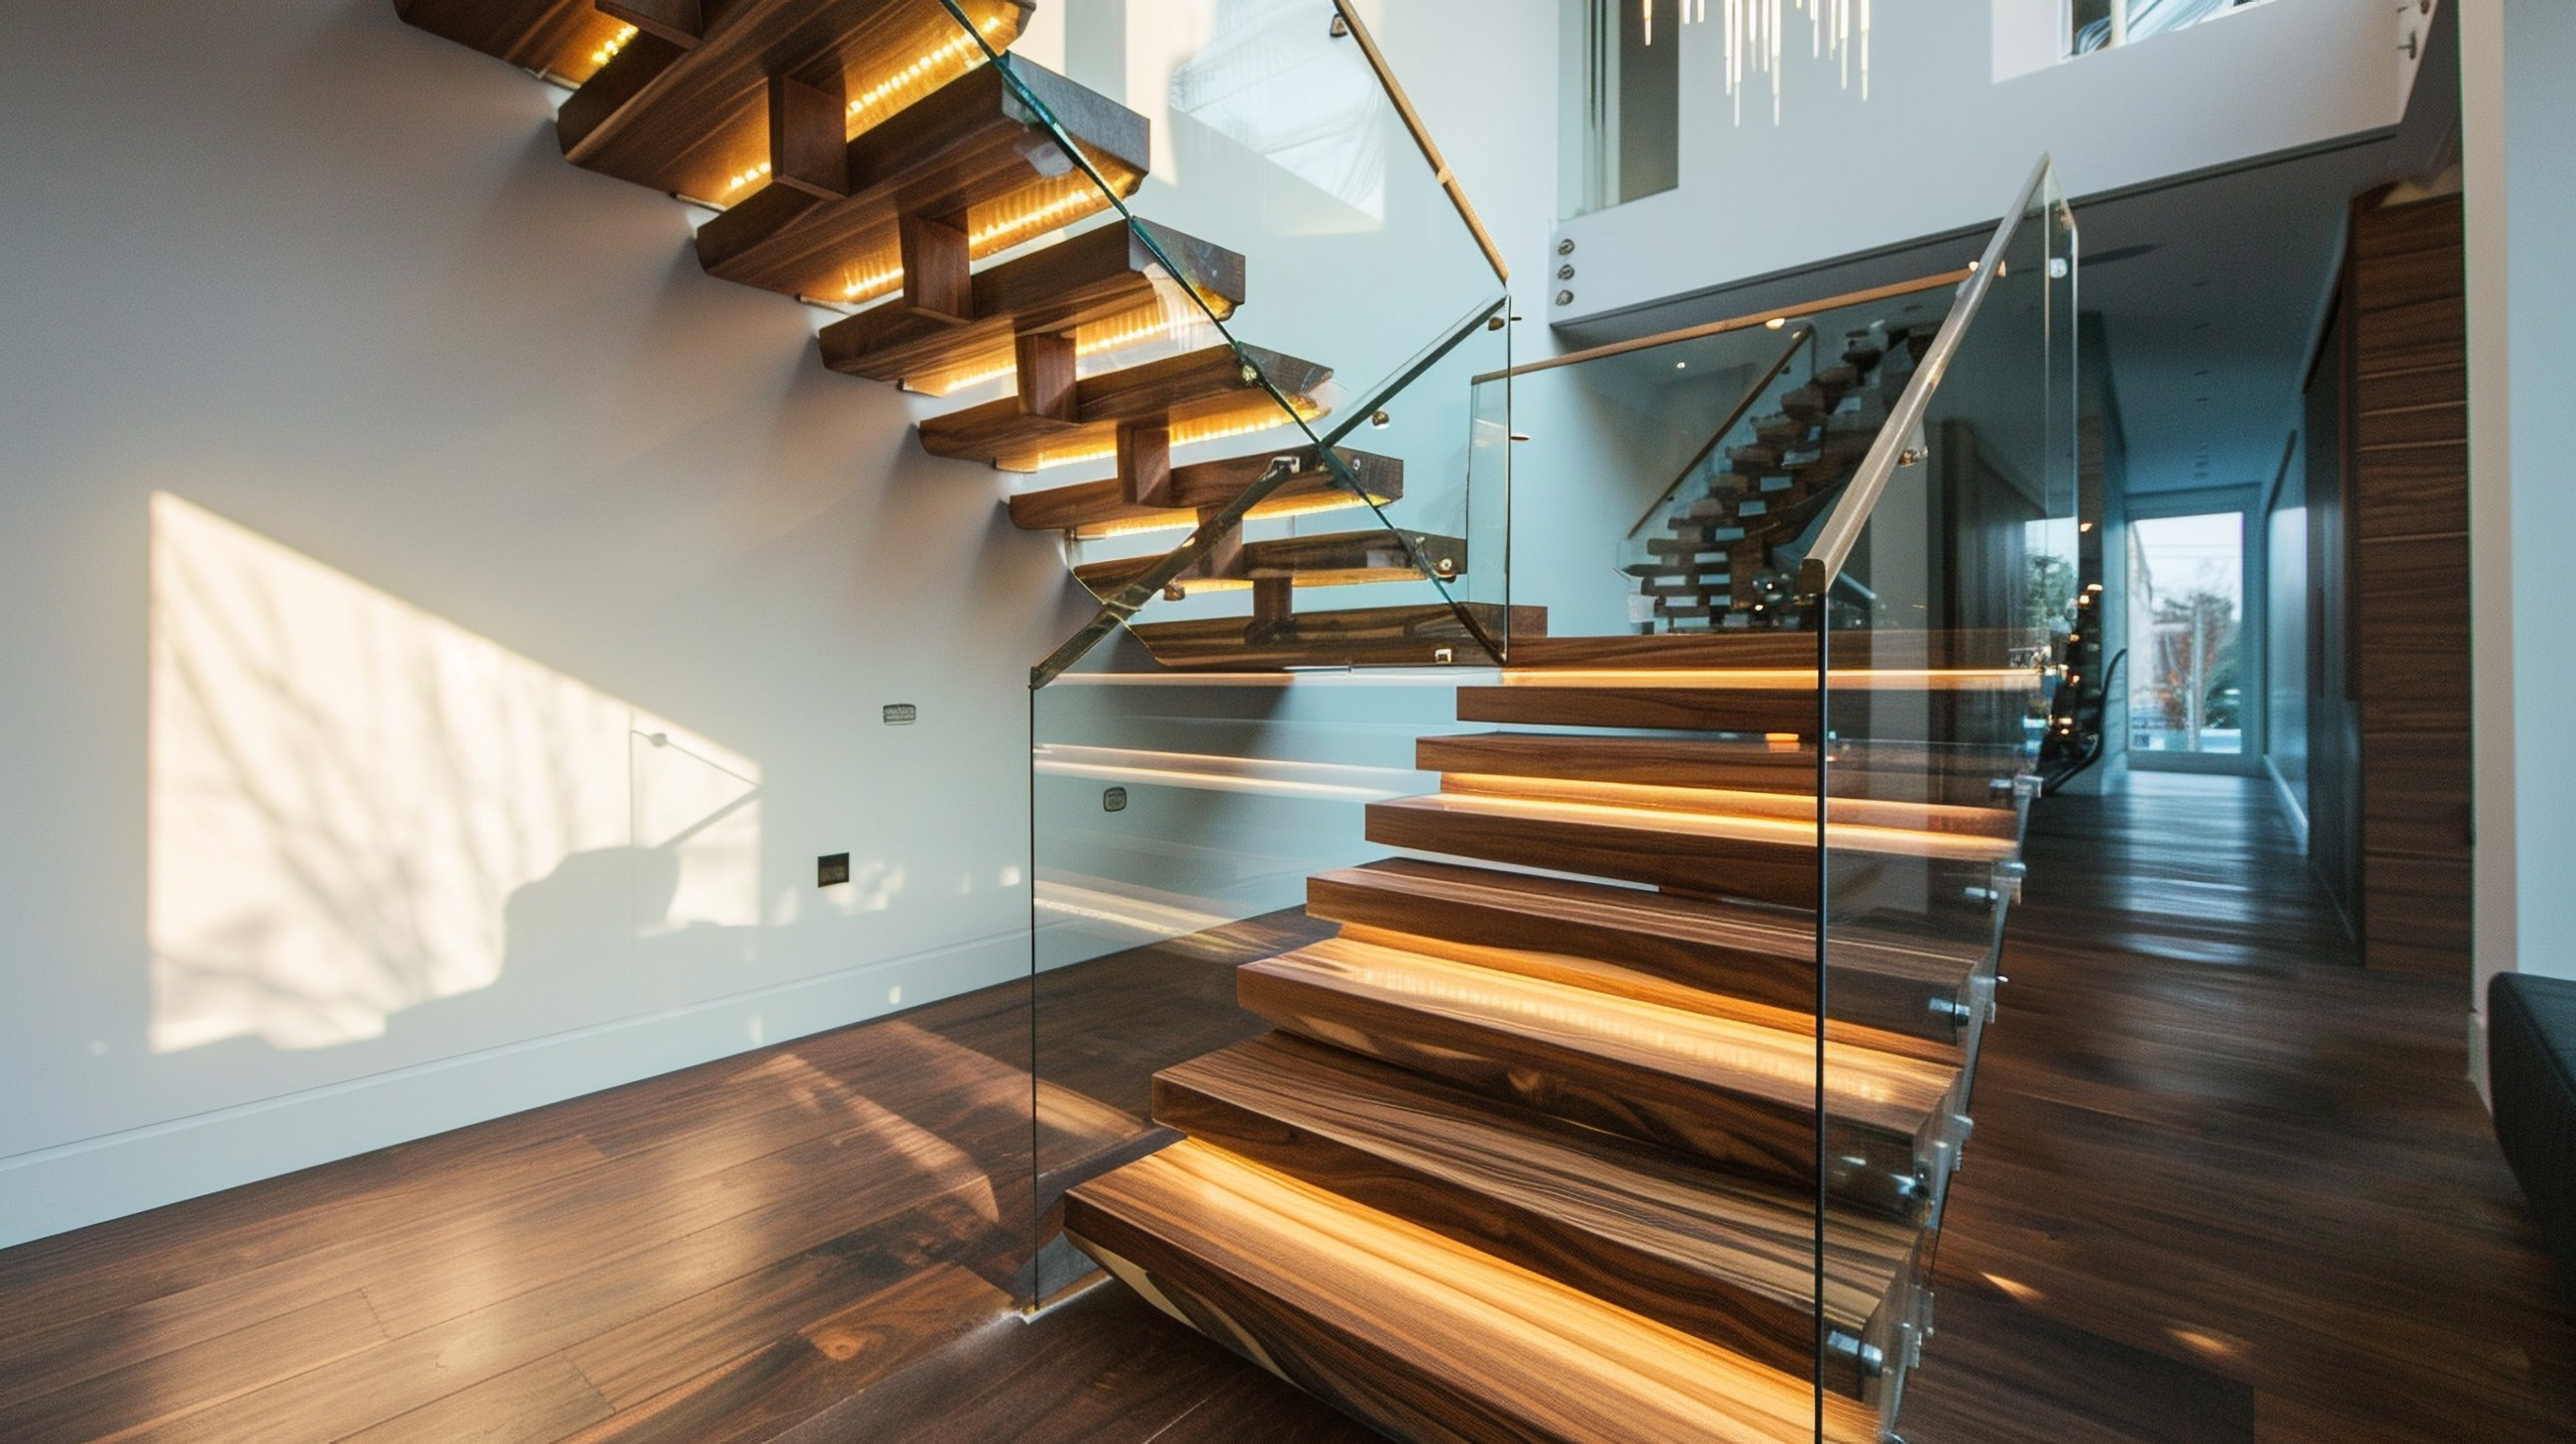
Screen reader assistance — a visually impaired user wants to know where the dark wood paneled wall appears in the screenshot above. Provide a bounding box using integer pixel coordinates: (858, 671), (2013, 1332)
(2347, 192), (2471, 976)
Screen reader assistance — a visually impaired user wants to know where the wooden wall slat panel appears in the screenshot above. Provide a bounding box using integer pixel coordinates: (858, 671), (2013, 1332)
(2345, 192), (2469, 978)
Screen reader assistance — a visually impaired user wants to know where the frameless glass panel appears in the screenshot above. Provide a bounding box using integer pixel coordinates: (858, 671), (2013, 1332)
(1813, 159), (2078, 1440)
(1026, 645), (1489, 1299)
(2125, 511), (2245, 756)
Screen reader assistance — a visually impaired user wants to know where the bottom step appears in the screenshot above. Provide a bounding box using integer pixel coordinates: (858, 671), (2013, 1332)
(1065, 1139), (1878, 1444)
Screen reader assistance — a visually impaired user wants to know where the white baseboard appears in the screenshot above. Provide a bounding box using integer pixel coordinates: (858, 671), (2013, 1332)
(0, 932), (1027, 1251)
(2263, 755), (2310, 853)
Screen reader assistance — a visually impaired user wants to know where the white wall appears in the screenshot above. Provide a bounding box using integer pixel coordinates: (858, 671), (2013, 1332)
(2463, 0), (2576, 1044)
(0, 0), (1095, 1248)
(1553, 0), (2414, 326)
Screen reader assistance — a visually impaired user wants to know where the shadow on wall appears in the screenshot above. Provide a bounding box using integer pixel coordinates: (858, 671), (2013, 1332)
(145, 492), (763, 1055)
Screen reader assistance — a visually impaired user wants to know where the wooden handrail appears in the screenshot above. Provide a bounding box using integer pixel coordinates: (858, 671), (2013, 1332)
(1330, 0), (1510, 286)
(1472, 268), (1974, 385)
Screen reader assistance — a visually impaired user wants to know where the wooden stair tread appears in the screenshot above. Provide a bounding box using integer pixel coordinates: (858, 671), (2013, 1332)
(1505, 630), (2037, 670)
(1365, 791), (2012, 909)
(1430, 764), (2020, 841)
(1238, 937), (1956, 1195)
(693, 60), (1148, 304)
(917, 342), (1330, 474)
(1064, 1140), (1878, 1444)
(394, 0), (637, 82)
(1455, 667), (2038, 738)
(559, 0), (1035, 204)
(1007, 447), (1401, 538)
(1125, 604), (1538, 670)
(1417, 731), (2029, 807)
(1307, 857), (1984, 1043)
(1076, 530), (1465, 597)
(1157, 1034), (1913, 1385)
(818, 218), (1244, 391)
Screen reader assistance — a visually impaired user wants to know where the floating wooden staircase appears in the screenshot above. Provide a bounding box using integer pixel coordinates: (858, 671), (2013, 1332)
(1065, 632), (2038, 1442)
(394, 6), (2033, 1436)
(403, 0), (1453, 669)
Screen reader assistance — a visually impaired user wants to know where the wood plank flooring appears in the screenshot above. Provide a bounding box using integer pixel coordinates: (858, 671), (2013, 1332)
(2, 772), (2567, 1442)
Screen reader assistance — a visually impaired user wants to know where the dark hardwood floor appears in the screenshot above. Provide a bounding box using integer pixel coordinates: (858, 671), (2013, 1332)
(0, 772), (2565, 1441)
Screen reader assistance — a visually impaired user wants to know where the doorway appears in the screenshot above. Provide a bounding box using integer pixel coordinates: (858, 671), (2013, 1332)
(2126, 505), (2259, 769)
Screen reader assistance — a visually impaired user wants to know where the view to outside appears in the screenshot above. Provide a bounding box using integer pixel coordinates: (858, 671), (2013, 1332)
(2127, 511), (2243, 755)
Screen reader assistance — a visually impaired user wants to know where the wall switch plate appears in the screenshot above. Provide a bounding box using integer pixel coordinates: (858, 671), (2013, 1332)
(1102, 787), (1127, 813)
(881, 703), (916, 725)
(817, 853), (850, 886)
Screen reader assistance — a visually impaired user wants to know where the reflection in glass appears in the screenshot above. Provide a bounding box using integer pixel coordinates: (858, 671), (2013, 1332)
(2126, 510), (2244, 755)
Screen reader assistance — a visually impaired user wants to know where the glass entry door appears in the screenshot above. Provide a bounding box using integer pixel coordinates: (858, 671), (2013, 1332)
(2127, 509), (2248, 759)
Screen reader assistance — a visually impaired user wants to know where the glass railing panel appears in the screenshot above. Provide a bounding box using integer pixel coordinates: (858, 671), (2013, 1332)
(1812, 159), (2079, 1440)
(1030, 290), (1514, 675)
(1025, 645), (1489, 1300)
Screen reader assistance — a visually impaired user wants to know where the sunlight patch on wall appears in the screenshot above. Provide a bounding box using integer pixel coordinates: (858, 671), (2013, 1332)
(147, 494), (759, 1054)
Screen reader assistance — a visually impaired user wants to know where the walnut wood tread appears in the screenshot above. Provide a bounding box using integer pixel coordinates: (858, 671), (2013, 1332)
(1502, 630), (2040, 671)
(1236, 937), (1960, 1214)
(1063, 1140), (1879, 1444)
(1153, 1033), (1920, 1397)
(1416, 730), (2031, 809)
(693, 59), (1148, 305)
(817, 218), (1245, 393)
(1008, 446), (1402, 539)
(394, 0), (642, 83)
(1076, 530), (1467, 598)
(917, 342), (1331, 474)
(1455, 671), (2040, 740)
(1364, 791), (2016, 910)
(1125, 604), (1539, 670)
(1306, 858), (1985, 1044)
(558, 0), (1037, 204)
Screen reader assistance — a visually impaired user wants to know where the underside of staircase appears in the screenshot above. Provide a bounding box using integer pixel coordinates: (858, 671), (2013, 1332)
(396, 4), (2035, 1439)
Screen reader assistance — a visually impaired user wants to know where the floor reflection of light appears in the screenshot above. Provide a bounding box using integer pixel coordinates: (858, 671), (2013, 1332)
(147, 494), (759, 1054)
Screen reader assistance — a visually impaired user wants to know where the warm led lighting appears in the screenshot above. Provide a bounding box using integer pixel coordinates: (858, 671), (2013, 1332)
(845, 16), (1008, 129)
(1015, 398), (1326, 472)
(840, 262), (905, 303)
(970, 184), (1111, 251)
(723, 160), (773, 194)
(1765, 317), (1786, 329)
(589, 23), (637, 68)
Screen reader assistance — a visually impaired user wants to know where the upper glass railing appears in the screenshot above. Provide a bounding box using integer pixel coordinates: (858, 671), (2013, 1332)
(901, 0), (1514, 683)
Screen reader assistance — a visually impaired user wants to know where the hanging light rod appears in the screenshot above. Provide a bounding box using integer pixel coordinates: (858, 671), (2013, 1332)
(1645, 0), (1871, 123)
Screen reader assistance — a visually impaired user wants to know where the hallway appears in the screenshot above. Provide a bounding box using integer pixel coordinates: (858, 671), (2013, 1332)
(1904, 772), (2574, 1442)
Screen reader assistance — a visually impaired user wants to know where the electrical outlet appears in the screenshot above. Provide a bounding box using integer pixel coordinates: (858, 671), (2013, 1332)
(1102, 787), (1127, 813)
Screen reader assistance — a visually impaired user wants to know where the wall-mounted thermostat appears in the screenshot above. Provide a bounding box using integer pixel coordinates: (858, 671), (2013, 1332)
(1102, 787), (1127, 813)
(817, 853), (851, 886)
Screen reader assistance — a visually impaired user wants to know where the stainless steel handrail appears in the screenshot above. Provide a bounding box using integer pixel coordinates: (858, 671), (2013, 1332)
(1796, 156), (2060, 600)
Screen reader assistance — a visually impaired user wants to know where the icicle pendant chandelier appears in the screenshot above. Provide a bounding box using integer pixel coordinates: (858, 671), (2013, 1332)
(1644, 0), (1871, 125)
